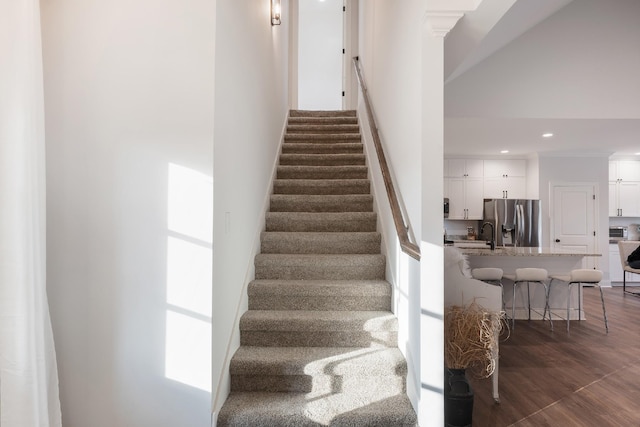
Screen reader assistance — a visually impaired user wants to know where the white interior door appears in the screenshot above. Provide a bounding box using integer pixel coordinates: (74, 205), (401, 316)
(552, 184), (597, 269)
(298, 0), (344, 110)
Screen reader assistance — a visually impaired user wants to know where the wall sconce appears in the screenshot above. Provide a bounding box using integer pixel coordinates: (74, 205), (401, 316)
(271, 0), (282, 25)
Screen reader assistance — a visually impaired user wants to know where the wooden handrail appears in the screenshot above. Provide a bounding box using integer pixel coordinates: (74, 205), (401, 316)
(352, 57), (421, 261)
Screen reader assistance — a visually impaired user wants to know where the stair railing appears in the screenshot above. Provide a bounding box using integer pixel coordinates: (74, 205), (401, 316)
(352, 57), (421, 261)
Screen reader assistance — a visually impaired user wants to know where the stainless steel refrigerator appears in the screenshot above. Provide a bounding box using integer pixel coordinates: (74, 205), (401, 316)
(481, 199), (541, 247)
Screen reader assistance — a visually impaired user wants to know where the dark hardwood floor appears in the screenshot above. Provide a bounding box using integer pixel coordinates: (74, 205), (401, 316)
(469, 286), (640, 426)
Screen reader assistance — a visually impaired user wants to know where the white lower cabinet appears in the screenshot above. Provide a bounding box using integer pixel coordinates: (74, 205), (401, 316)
(447, 178), (484, 220)
(610, 244), (623, 283)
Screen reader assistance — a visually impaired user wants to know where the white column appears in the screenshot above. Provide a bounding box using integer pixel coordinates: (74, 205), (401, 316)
(418, 5), (479, 426)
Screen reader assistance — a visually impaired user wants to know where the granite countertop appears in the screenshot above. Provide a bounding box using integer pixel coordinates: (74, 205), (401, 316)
(457, 246), (602, 257)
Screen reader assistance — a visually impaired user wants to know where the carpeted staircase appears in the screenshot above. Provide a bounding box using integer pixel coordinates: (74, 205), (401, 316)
(217, 110), (418, 427)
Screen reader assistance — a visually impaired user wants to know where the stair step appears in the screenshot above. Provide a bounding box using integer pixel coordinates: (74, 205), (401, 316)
(248, 279), (391, 311)
(260, 232), (380, 254)
(265, 212), (377, 232)
(281, 142), (363, 155)
(255, 254), (385, 280)
(286, 124), (360, 134)
(285, 133), (361, 143)
(282, 142), (363, 155)
(277, 165), (368, 180)
(288, 116), (358, 126)
(273, 179), (370, 195)
(239, 310), (398, 347)
(230, 347), (406, 393)
(290, 110), (356, 117)
(217, 391), (418, 427)
(270, 194), (373, 213)
(279, 153), (366, 166)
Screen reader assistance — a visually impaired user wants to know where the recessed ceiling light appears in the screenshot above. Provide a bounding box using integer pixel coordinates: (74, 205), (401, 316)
(636, 152), (640, 156)
(500, 150), (509, 154)
(542, 133), (554, 138)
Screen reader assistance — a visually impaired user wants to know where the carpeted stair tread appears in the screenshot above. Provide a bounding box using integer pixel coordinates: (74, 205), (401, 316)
(277, 165), (368, 180)
(290, 110), (356, 117)
(284, 133), (361, 143)
(281, 142), (363, 155)
(217, 392), (418, 427)
(260, 232), (380, 254)
(273, 179), (370, 195)
(230, 346), (406, 376)
(279, 153), (366, 166)
(288, 116), (358, 126)
(240, 310), (398, 333)
(265, 212), (377, 232)
(248, 279), (390, 311)
(254, 253), (385, 280)
(282, 142), (364, 154)
(270, 194), (373, 213)
(287, 124), (360, 134)
(249, 279), (390, 297)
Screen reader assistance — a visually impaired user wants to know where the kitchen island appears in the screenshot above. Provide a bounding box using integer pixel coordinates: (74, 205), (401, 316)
(454, 245), (602, 321)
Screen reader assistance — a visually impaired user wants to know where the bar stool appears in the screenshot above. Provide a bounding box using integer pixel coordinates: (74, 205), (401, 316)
(471, 268), (505, 311)
(503, 268), (553, 330)
(548, 269), (609, 333)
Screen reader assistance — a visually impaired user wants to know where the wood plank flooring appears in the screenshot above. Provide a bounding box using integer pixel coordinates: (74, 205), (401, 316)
(469, 286), (640, 426)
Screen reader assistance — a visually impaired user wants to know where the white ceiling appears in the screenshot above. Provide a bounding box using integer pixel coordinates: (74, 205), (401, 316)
(443, 0), (640, 159)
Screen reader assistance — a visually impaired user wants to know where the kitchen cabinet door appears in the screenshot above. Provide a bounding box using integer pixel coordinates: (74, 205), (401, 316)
(618, 181), (640, 217)
(447, 159), (483, 178)
(483, 159), (526, 178)
(617, 161), (640, 181)
(465, 178), (484, 219)
(609, 181), (618, 217)
(610, 244), (623, 283)
(483, 176), (526, 199)
(446, 177), (483, 220)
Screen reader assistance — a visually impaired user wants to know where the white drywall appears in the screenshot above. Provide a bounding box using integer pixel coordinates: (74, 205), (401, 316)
(445, 0), (640, 119)
(358, 0), (424, 420)
(42, 1), (216, 426)
(211, 0), (289, 417)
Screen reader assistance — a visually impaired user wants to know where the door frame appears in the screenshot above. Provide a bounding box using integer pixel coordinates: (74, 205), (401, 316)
(549, 181), (600, 269)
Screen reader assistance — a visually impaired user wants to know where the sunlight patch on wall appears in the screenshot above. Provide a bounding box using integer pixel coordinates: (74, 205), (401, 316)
(165, 311), (212, 392)
(165, 163), (213, 392)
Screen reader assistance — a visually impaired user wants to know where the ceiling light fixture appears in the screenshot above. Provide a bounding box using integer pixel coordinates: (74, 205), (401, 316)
(271, 0), (281, 25)
(542, 133), (554, 138)
(501, 150), (509, 154)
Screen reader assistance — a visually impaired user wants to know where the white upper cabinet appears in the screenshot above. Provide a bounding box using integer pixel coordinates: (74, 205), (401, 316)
(446, 159), (483, 178)
(609, 160), (640, 217)
(483, 177), (526, 199)
(483, 159), (526, 178)
(610, 160), (640, 182)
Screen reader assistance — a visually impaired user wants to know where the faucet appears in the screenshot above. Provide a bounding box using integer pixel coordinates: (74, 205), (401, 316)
(481, 222), (496, 251)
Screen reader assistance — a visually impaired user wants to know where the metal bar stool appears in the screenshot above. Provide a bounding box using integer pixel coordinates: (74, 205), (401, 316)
(548, 269), (608, 333)
(503, 268), (553, 330)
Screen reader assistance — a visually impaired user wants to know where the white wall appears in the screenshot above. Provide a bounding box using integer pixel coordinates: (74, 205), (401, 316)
(211, 0), (289, 417)
(42, 1), (216, 426)
(358, 0), (423, 418)
(445, 0), (640, 119)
